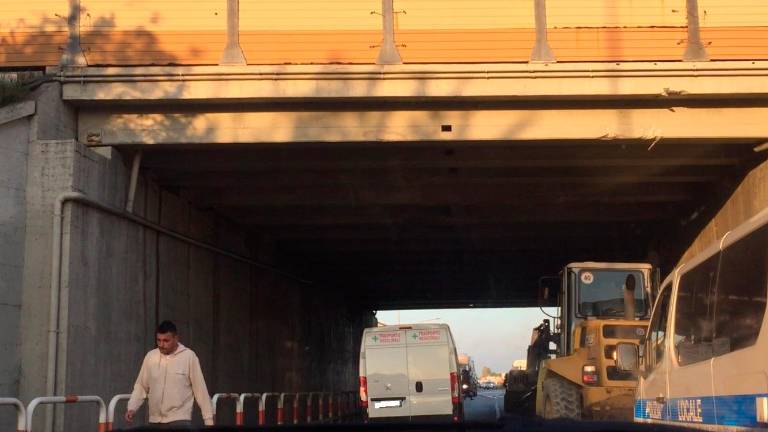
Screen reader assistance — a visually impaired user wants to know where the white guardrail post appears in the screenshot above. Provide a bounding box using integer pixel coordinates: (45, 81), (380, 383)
(277, 393), (294, 425)
(307, 392), (319, 423)
(0, 398), (26, 432)
(106, 394), (131, 431)
(258, 392), (278, 426)
(26, 396), (107, 432)
(211, 393), (239, 425)
(236, 393), (259, 426)
(293, 392), (308, 424)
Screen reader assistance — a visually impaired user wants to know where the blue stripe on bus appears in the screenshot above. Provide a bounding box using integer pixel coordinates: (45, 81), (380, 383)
(635, 394), (768, 428)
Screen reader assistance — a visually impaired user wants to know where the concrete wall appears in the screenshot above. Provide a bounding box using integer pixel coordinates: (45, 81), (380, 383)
(15, 83), (374, 431)
(0, 102), (32, 432)
(679, 158), (768, 264)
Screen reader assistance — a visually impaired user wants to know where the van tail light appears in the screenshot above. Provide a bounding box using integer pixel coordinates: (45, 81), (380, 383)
(582, 365), (599, 385)
(450, 372), (459, 405)
(359, 376), (369, 408)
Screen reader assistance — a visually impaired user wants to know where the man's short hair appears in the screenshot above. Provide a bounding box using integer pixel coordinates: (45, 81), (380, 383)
(156, 320), (177, 334)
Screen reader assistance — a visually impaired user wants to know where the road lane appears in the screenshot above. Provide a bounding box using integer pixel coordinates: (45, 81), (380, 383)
(464, 389), (504, 423)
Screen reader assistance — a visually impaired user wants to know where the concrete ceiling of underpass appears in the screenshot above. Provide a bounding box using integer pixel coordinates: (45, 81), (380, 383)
(135, 137), (765, 309)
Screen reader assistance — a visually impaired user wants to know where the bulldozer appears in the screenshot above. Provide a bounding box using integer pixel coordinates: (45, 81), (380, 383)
(504, 262), (655, 420)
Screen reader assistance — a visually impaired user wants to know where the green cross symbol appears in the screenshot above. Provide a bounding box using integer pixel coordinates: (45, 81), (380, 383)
(411, 333), (418, 340)
(372, 336), (379, 342)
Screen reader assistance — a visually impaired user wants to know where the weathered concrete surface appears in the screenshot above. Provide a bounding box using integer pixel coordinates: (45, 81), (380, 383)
(14, 83), (374, 431)
(18, 84), (80, 426)
(679, 157), (768, 264)
(28, 143), (374, 430)
(0, 101), (33, 432)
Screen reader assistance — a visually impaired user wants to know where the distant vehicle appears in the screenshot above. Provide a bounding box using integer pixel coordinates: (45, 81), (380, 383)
(458, 353), (478, 398)
(504, 262), (655, 421)
(480, 381), (496, 389)
(359, 323), (463, 423)
(618, 206), (768, 430)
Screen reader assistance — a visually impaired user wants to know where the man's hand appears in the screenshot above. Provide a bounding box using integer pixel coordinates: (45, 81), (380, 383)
(125, 409), (135, 423)
(204, 418), (214, 426)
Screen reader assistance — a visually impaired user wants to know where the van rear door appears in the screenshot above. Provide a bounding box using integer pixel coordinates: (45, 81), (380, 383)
(406, 328), (453, 418)
(364, 330), (411, 419)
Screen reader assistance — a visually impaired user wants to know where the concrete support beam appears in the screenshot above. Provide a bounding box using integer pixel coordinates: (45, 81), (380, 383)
(79, 107), (768, 145)
(683, 0), (709, 62)
(375, 0), (403, 65)
(219, 0), (247, 65)
(59, 62), (768, 103)
(530, 0), (555, 63)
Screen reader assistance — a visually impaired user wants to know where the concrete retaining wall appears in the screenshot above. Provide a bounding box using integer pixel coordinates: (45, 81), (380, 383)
(679, 158), (768, 264)
(0, 101), (33, 432)
(13, 84), (374, 431)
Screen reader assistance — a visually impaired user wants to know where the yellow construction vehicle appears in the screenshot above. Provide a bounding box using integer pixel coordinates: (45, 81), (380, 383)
(504, 262), (654, 420)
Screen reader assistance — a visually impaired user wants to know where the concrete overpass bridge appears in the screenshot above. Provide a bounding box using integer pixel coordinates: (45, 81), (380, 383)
(2, 0), (768, 430)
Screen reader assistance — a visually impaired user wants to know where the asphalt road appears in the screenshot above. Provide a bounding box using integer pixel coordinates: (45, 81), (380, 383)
(463, 389), (504, 424)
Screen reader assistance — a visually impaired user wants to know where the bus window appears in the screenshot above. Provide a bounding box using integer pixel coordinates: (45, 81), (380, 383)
(673, 254), (719, 367)
(714, 224), (768, 355)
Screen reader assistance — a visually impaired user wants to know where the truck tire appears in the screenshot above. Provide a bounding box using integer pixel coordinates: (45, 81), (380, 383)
(542, 376), (582, 420)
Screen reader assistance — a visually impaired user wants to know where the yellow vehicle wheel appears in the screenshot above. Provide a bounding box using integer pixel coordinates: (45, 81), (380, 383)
(542, 376), (581, 420)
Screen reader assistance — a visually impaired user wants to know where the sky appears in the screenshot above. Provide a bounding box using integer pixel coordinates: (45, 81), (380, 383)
(376, 307), (557, 374)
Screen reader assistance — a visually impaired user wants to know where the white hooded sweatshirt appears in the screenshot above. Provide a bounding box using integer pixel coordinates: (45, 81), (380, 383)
(127, 344), (214, 424)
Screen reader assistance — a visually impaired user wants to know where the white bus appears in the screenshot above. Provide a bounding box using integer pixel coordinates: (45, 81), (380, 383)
(617, 206), (768, 430)
(359, 323), (463, 423)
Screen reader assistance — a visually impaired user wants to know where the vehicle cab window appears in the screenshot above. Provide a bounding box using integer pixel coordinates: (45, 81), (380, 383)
(646, 284), (672, 369)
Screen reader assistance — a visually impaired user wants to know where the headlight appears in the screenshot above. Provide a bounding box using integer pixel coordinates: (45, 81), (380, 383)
(462, 384), (469, 389)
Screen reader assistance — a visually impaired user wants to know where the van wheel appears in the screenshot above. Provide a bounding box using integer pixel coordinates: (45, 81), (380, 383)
(542, 376), (581, 420)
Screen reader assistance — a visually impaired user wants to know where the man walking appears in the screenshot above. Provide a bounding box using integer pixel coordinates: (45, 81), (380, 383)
(125, 321), (214, 427)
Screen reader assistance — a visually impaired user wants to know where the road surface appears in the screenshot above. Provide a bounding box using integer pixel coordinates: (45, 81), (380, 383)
(463, 389), (503, 423)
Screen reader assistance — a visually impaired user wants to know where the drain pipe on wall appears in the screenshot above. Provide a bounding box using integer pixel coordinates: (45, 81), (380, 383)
(125, 150), (142, 213)
(46, 191), (312, 428)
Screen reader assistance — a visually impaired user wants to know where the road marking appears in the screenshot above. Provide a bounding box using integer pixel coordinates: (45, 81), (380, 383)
(495, 398), (500, 420)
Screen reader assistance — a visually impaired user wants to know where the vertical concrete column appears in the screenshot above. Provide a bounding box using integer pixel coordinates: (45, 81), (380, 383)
(683, 0), (709, 61)
(530, 0), (555, 63)
(60, 0), (87, 66)
(220, 0), (247, 65)
(376, 0), (403, 65)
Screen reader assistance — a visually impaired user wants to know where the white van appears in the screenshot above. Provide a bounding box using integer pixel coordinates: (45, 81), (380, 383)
(617, 206), (768, 430)
(359, 323), (463, 423)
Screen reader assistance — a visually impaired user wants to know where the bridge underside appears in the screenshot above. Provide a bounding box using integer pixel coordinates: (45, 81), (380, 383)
(67, 62), (768, 309)
(134, 138), (757, 309)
